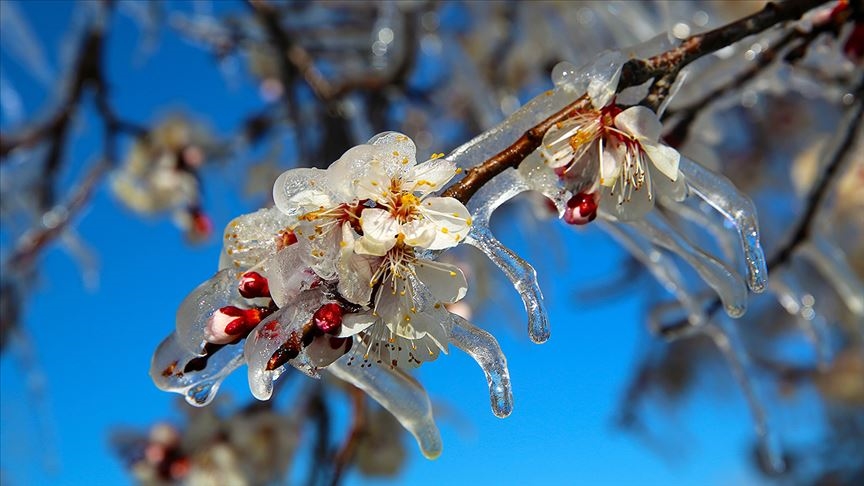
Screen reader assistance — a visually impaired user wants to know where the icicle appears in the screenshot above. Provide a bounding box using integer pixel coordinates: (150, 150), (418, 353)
(628, 212), (749, 318)
(150, 333), (244, 407)
(662, 199), (740, 266)
(328, 356), (443, 459)
(705, 321), (786, 474)
(679, 156), (768, 293)
(449, 315), (514, 418)
(175, 269), (241, 355)
(768, 268), (833, 368)
(600, 221), (706, 328)
(797, 234), (864, 319)
(465, 224), (550, 343)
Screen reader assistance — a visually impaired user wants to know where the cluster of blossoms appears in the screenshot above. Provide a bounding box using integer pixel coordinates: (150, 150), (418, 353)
(151, 132), (513, 458)
(150, 50), (803, 467)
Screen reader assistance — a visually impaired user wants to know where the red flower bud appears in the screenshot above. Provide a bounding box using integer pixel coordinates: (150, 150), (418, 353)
(238, 271), (270, 299)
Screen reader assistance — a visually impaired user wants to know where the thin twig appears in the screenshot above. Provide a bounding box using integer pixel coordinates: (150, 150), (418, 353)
(329, 386), (367, 486)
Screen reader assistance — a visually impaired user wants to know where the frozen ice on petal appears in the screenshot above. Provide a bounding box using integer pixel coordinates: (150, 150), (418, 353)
(449, 315), (513, 418)
(150, 333), (244, 407)
(335, 312), (377, 338)
(328, 356), (443, 459)
(219, 207), (293, 271)
(466, 225), (549, 343)
(405, 157), (458, 196)
(585, 51), (625, 109)
(368, 131), (418, 178)
(679, 156), (767, 293)
(261, 244), (320, 309)
(175, 269), (242, 355)
(273, 168), (333, 220)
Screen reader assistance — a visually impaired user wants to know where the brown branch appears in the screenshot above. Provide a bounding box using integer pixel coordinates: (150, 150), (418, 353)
(618, 0), (830, 92)
(663, 6), (850, 145)
(329, 386), (366, 486)
(441, 0), (829, 205)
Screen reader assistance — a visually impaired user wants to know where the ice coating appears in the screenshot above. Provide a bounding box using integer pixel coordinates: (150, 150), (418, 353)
(272, 167), (333, 221)
(466, 224), (549, 343)
(798, 235), (864, 318)
(260, 244), (320, 309)
(704, 321), (786, 474)
(600, 221), (706, 328)
(175, 268), (242, 355)
(328, 355), (443, 459)
(449, 315), (514, 418)
(769, 268), (833, 367)
(628, 213), (748, 318)
(219, 207), (293, 271)
(150, 333), (244, 407)
(244, 292), (324, 401)
(678, 156), (768, 293)
(663, 199), (739, 266)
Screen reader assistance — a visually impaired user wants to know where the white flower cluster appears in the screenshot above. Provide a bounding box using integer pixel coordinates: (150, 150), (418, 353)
(151, 133), (512, 459)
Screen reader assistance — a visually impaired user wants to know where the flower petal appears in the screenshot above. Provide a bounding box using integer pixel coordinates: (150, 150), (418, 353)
(401, 219), (436, 248)
(598, 138), (621, 187)
(404, 158), (457, 195)
(641, 141), (680, 182)
(614, 106), (663, 141)
(218, 207), (293, 271)
(356, 208), (399, 256)
(417, 197), (472, 250)
(414, 259), (468, 304)
(335, 312), (377, 338)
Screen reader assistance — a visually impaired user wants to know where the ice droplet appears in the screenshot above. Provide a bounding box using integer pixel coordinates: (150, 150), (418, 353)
(679, 156), (768, 293)
(150, 333), (244, 407)
(450, 315), (514, 418)
(328, 356), (443, 459)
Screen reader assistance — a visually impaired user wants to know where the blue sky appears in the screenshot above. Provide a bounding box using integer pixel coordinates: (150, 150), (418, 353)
(1, 2), (764, 485)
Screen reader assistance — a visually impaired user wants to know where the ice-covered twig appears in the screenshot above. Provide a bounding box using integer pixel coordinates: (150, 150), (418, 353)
(440, 0), (831, 205)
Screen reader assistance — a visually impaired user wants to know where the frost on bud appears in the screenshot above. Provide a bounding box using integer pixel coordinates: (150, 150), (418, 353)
(238, 271), (271, 299)
(205, 306), (265, 344)
(563, 192), (598, 225)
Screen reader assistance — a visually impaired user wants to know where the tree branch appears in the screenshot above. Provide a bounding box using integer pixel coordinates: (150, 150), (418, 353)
(441, 0), (830, 205)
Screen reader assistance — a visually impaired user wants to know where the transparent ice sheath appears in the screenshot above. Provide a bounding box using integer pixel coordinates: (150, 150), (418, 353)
(327, 355), (443, 459)
(450, 314), (514, 418)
